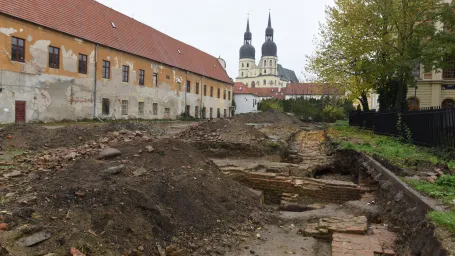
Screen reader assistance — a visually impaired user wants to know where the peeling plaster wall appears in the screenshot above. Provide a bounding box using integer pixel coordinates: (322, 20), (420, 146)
(0, 13), (233, 124)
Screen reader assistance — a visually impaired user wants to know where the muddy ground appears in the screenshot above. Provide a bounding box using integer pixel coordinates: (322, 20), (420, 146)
(0, 111), (449, 255)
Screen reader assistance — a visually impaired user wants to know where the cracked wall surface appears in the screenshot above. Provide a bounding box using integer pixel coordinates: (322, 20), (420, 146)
(0, 13), (233, 124)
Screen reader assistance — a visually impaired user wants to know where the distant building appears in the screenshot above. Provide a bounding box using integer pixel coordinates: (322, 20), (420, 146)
(236, 13), (299, 89)
(233, 82), (340, 114)
(0, 0), (233, 124)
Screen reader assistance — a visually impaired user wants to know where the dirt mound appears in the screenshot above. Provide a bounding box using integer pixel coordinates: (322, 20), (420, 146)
(0, 139), (260, 256)
(178, 119), (267, 144)
(233, 110), (301, 125)
(0, 122), (166, 151)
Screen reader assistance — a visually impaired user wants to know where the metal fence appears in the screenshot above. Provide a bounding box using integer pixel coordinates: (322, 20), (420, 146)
(349, 107), (455, 148)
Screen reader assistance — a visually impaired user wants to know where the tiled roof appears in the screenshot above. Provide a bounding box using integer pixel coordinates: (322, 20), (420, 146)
(0, 0), (232, 84)
(286, 83), (342, 96)
(233, 82), (285, 99)
(277, 65), (299, 83)
(234, 82), (341, 99)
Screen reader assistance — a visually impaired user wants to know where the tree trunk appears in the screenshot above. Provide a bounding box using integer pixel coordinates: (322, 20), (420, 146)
(359, 92), (370, 111)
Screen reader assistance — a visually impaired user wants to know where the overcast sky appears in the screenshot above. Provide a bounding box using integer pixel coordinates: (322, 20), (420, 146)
(96, 0), (334, 81)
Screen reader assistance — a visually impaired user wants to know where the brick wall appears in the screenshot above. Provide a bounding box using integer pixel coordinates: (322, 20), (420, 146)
(234, 172), (362, 205)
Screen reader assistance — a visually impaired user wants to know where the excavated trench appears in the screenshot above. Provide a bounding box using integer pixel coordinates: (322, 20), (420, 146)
(218, 127), (447, 256)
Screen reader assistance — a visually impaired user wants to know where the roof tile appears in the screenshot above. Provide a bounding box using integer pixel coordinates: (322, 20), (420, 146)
(0, 0), (232, 84)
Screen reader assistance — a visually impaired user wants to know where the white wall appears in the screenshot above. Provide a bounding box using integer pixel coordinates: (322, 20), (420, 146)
(234, 94), (259, 114)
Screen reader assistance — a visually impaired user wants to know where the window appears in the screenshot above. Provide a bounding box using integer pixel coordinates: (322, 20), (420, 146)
(217, 88), (220, 98)
(223, 90), (226, 99)
(122, 65), (129, 82)
(242, 72), (243, 77)
(251, 81), (256, 88)
(186, 80), (191, 93)
(217, 108), (221, 118)
(264, 60), (266, 66)
(204, 85), (207, 96)
(270, 60), (272, 67)
(264, 69), (266, 74)
(153, 73), (158, 87)
(102, 60), (110, 79)
(193, 106), (198, 118)
(210, 107), (213, 119)
(49, 46), (60, 69)
(139, 69), (145, 86)
(138, 102), (144, 115)
(263, 80), (266, 85)
(78, 54), (88, 74)
(196, 82), (200, 94)
(166, 75), (170, 80)
(186, 105), (190, 115)
(247, 63), (249, 68)
(444, 54), (455, 79)
(210, 86), (214, 97)
(408, 98), (420, 111)
(121, 100), (128, 115)
(242, 63), (244, 68)
(224, 109), (227, 118)
(164, 108), (170, 119)
(228, 91), (231, 101)
(442, 99), (455, 108)
(153, 103), (158, 115)
(202, 107), (206, 119)
(102, 98), (110, 115)
(11, 37), (25, 62)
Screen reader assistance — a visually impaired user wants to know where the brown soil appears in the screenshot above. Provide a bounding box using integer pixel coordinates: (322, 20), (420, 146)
(232, 110), (301, 125)
(178, 119), (267, 145)
(0, 122), (167, 151)
(0, 139), (260, 256)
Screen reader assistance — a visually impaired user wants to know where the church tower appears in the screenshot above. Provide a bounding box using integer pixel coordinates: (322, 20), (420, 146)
(260, 12), (278, 79)
(238, 18), (256, 80)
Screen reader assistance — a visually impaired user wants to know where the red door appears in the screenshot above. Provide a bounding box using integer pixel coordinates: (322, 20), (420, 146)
(15, 101), (26, 123)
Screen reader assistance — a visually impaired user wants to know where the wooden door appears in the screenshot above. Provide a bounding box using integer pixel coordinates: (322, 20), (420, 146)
(15, 101), (26, 123)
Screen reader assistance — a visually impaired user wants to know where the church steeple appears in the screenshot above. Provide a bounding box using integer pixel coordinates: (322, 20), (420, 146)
(244, 17), (252, 44)
(265, 11), (274, 41)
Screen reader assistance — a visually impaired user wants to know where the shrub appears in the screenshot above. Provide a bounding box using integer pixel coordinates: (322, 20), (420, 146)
(322, 105), (345, 123)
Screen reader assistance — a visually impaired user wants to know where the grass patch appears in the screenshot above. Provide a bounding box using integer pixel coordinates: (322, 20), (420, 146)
(428, 211), (455, 234)
(328, 120), (455, 170)
(405, 177), (455, 206)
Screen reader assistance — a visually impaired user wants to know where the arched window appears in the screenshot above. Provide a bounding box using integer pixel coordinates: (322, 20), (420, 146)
(263, 80), (266, 85)
(269, 60), (272, 67)
(264, 60), (266, 66)
(251, 81), (256, 88)
(442, 98), (455, 108)
(408, 97), (420, 110)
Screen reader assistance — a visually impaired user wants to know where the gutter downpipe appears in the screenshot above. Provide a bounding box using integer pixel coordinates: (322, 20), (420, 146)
(93, 44), (99, 119)
(201, 76), (204, 119)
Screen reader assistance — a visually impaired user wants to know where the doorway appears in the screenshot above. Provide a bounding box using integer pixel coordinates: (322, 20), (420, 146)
(15, 101), (26, 123)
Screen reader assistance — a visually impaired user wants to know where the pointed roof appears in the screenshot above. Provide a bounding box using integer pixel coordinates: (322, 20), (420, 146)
(265, 11), (274, 37)
(244, 17), (252, 41)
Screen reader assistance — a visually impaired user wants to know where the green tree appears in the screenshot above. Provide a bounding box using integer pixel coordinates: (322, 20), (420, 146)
(307, 0), (455, 110)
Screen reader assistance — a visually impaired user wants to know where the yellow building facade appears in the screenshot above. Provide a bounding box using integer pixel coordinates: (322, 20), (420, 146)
(0, 10), (233, 123)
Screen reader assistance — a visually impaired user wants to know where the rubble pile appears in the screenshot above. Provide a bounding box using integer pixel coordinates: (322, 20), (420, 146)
(2, 130), (153, 172)
(178, 119), (267, 144)
(233, 109), (302, 125)
(0, 137), (261, 256)
(0, 122), (166, 151)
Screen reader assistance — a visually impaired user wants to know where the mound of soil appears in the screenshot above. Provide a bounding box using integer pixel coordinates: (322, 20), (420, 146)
(0, 122), (166, 151)
(233, 110), (301, 125)
(0, 139), (260, 256)
(178, 119), (267, 144)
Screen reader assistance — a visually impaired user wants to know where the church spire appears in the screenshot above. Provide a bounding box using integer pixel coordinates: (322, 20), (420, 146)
(265, 11), (274, 41)
(244, 16), (252, 44)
